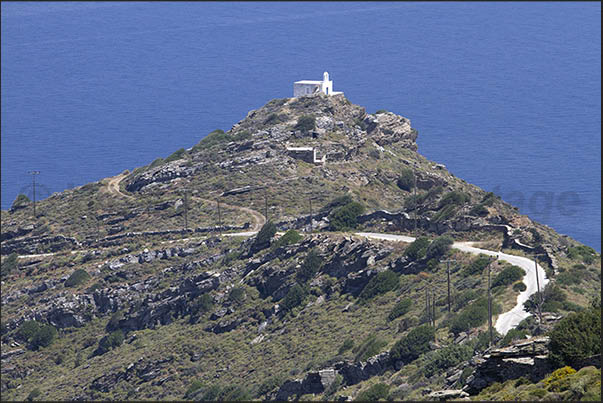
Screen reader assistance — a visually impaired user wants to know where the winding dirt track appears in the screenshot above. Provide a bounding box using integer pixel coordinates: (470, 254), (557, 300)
(16, 173), (544, 335)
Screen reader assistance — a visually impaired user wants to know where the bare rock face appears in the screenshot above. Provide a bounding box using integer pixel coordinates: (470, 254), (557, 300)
(125, 160), (199, 192)
(464, 336), (553, 395)
(364, 112), (417, 150)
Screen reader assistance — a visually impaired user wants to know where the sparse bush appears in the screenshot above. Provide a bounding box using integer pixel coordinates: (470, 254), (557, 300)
(229, 287), (246, 305)
(492, 265), (524, 288)
(321, 194), (353, 212)
(548, 307), (600, 368)
(26, 388), (41, 401)
(388, 298), (412, 321)
(191, 293), (214, 316)
(17, 320), (42, 343)
(404, 237), (430, 261)
(329, 201), (365, 231)
(294, 115), (316, 133)
(297, 249), (322, 282)
(164, 147), (187, 163)
(353, 334), (387, 361)
(501, 328), (527, 346)
(450, 297), (489, 334)
(438, 191), (470, 209)
(149, 157), (164, 168)
(106, 310), (123, 331)
(359, 270), (398, 300)
(390, 325), (435, 363)
(524, 284), (569, 314)
(280, 284), (306, 312)
(185, 380), (204, 399)
(273, 229), (302, 250)
(375, 109), (388, 114)
(469, 203), (489, 217)
(463, 255), (491, 276)
(557, 271), (580, 286)
(432, 204), (457, 222)
(1, 252), (18, 277)
(396, 168), (415, 191)
(338, 338), (355, 355)
(253, 221), (277, 251)
(256, 374), (286, 397)
(355, 383), (389, 401)
(95, 330), (124, 356)
(11, 193), (30, 209)
(64, 269), (91, 288)
(30, 324), (57, 350)
(425, 235), (453, 260)
(422, 344), (473, 378)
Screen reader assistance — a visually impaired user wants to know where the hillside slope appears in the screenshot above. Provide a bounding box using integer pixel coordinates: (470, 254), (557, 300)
(1, 94), (600, 401)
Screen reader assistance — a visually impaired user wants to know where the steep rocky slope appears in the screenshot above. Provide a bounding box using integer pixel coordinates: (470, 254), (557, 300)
(1, 93), (600, 401)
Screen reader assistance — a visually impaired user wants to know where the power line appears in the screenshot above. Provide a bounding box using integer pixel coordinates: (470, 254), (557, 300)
(28, 171), (40, 218)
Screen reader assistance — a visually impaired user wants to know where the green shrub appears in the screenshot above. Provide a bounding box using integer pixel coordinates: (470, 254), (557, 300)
(329, 201), (365, 231)
(557, 271), (580, 286)
(95, 330), (124, 356)
(185, 380), (204, 399)
(253, 221), (277, 251)
(463, 255), (491, 276)
(404, 237), (430, 261)
(390, 325), (435, 363)
(375, 109), (388, 114)
(512, 281), (527, 292)
(492, 265), (524, 288)
(1, 252), (19, 277)
(450, 297), (489, 334)
(192, 129), (227, 151)
(256, 375), (286, 397)
(469, 203), (489, 217)
(26, 388), (41, 401)
(11, 193), (30, 209)
(164, 147), (187, 163)
(338, 338), (355, 354)
(16, 320), (42, 342)
(529, 388), (547, 398)
(297, 249), (322, 282)
(30, 324), (57, 350)
(353, 334), (387, 361)
(321, 194), (353, 212)
(355, 383), (389, 401)
(64, 269), (91, 288)
(453, 289), (482, 311)
(548, 308), (601, 367)
(273, 229), (302, 249)
(281, 284), (306, 312)
(229, 287), (246, 305)
(425, 235), (453, 260)
(191, 293), (214, 316)
(354, 117), (367, 131)
(359, 270), (398, 300)
(524, 284), (568, 314)
(396, 168), (415, 191)
(388, 298), (412, 321)
(422, 344), (473, 378)
(294, 115), (316, 133)
(149, 157), (164, 168)
(481, 192), (497, 206)
(501, 328), (527, 346)
(106, 311), (123, 331)
(432, 204), (457, 223)
(438, 191), (470, 209)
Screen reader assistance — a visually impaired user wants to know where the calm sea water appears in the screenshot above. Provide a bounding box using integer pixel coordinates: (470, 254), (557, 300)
(1, 2), (600, 250)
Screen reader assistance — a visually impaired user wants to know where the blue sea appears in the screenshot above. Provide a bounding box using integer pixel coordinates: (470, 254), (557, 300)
(1, 2), (600, 251)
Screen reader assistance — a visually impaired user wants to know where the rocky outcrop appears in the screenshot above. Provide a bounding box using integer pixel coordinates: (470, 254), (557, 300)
(1, 234), (82, 255)
(364, 112), (417, 150)
(125, 160), (200, 192)
(275, 369), (337, 401)
(464, 336), (552, 395)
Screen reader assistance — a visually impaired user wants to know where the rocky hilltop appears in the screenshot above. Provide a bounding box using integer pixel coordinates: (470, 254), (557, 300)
(1, 94), (600, 401)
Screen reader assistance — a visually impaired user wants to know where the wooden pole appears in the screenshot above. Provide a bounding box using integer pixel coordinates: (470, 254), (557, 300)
(488, 261), (493, 347)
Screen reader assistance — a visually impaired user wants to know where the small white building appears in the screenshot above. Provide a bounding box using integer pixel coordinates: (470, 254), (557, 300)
(293, 72), (344, 97)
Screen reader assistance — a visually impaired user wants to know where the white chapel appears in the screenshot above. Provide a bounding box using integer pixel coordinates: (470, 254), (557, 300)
(293, 72), (344, 97)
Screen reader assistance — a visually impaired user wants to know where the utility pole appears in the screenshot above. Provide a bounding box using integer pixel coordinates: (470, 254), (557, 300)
(413, 171), (417, 235)
(217, 199), (222, 237)
(534, 255), (542, 326)
(264, 188), (268, 222)
(28, 171), (40, 218)
(183, 190), (188, 231)
(441, 259), (456, 313)
(425, 286), (431, 325)
(431, 285), (436, 327)
(487, 259), (493, 347)
(309, 196), (313, 233)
